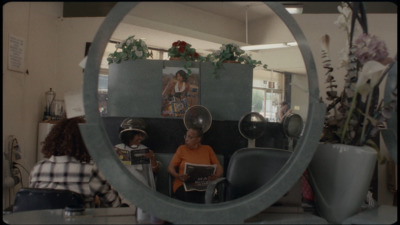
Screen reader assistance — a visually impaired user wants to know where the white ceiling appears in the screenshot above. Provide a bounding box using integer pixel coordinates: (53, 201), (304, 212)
(105, 2), (301, 74)
(98, 1), (396, 81)
(179, 2), (274, 22)
(103, 1), (306, 74)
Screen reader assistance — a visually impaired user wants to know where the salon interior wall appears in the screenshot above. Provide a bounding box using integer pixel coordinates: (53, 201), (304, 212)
(3, 2), (108, 209)
(2, 2), (397, 209)
(2, 2), (63, 209)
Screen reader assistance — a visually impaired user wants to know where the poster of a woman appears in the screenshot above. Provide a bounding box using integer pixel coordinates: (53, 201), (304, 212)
(161, 67), (200, 117)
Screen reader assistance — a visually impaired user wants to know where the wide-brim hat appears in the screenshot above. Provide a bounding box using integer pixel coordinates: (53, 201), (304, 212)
(119, 118), (148, 139)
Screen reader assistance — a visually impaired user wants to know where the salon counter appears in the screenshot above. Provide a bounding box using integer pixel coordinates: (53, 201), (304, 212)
(3, 205), (396, 224)
(3, 207), (137, 224)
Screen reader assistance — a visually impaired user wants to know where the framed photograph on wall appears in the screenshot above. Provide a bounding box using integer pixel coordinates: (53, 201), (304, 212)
(161, 67), (200, 117)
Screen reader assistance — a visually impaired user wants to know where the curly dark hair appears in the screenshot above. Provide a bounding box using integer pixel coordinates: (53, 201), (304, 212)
(41, 117), (91, 163)
(176, 70), (188, 82)
(120, 130), (143, 146)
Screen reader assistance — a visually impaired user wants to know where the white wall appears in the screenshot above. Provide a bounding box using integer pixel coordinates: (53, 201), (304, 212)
(56, 17), (104, 100)
(2, 3), (105, 210)
(250, 14), (295, 44)
(2, 2), (63, 209)
(293, 14), (397, 101)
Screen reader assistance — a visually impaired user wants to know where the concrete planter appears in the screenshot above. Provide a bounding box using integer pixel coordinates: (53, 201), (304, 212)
(308, 143), (377, 223)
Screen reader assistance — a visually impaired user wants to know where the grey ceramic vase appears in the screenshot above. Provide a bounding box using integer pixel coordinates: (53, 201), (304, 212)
(308, 143), (377, 224)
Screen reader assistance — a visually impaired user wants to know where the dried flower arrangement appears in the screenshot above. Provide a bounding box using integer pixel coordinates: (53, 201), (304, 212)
(319, 2), (397, 162)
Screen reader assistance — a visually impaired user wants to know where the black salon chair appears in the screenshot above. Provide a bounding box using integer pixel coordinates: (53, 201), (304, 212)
(12, 188), (85, 212)
(155, 153), (175, 197)
(205, 148), (291, 203)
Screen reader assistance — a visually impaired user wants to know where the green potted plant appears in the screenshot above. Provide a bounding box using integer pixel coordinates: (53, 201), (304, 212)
(307, 2), (397, 224)
(167, 40), (204, 75)
(205, 43), (267, 77)
(107, 35), (152, 64)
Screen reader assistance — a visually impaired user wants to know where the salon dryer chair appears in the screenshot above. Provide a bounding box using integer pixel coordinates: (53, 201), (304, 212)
(205, 147), (291, 203)
(12, 188), (84, 212)
(154, 153), (175, 197)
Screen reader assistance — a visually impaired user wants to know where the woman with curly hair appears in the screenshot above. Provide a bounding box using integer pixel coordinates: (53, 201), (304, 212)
(162, 70), (190, 117)
(29, 117), (123, 208)
(172, 70), (189, 99)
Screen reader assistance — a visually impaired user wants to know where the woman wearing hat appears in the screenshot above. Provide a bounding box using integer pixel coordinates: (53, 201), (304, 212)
(114, 118), (162, 223)
(114, 118), (159, 186)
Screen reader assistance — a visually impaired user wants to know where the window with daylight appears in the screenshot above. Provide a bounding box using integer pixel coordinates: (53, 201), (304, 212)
(252, 70), (285, 122)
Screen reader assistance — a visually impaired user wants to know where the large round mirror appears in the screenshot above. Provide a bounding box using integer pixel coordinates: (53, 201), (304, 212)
(80, 2), (325, 223)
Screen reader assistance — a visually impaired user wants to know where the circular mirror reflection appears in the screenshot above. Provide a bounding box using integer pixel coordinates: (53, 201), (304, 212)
(82, 2), (324, 223)
(99, 1), (308, 201)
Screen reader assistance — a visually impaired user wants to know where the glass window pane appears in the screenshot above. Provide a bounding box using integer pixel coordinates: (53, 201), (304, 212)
(252, 89), (265, 116)
(265, 91), (281, 122)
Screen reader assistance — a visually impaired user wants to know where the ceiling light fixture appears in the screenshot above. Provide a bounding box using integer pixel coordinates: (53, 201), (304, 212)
(241, 4), (299, 51)
(241, 42), (298, 51)
(284, 4), (303, 14)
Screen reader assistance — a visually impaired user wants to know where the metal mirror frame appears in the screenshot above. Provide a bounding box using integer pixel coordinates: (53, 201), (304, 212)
(80, 2), (326, 223)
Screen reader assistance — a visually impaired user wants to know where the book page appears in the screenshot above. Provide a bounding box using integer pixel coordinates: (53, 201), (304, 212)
(130, 148), (150, 165)
(114, 147), (131, 165)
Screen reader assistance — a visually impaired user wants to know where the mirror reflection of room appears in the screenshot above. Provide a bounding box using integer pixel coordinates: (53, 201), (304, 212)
(99, 2), (308, 206)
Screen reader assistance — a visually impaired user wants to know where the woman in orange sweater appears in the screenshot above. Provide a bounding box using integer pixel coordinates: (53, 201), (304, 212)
(168, 127), (223, 203)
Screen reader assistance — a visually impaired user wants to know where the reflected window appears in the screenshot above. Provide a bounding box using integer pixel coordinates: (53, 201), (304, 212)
(252, 70), (284, 122)
(98, 72), (109, 116)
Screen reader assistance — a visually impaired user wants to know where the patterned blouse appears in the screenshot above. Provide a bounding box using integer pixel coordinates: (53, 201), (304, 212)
(29, 155), (122, 208)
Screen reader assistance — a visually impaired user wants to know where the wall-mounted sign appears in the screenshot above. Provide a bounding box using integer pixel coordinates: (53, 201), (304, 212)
(64, 88), (85, 118)
(8, 35), (26, 73)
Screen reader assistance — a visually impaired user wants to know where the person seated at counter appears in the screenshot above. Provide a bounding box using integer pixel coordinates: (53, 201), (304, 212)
(29, 117), (123, 208)
(168, 126), (223, 203)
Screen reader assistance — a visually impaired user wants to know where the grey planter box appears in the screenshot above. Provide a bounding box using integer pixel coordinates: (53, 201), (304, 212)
(200, 62), (253, 120)
(107, 59), (252, 120)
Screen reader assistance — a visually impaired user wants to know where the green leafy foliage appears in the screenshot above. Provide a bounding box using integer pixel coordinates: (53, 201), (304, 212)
(107, 35), (152, 64)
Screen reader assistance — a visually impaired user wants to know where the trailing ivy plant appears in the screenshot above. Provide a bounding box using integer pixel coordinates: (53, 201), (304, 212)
(205, 43), (267, 77)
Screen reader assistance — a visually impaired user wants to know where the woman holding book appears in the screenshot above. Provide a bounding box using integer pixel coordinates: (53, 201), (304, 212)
(114, 118), (163, 223)
(168, 126), (223, 203)
(114, 118), (159, 187)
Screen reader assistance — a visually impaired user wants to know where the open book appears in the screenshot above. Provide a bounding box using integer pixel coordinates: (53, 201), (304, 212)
(114, 147), (150, 165)
(183, 162), (217, 192)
